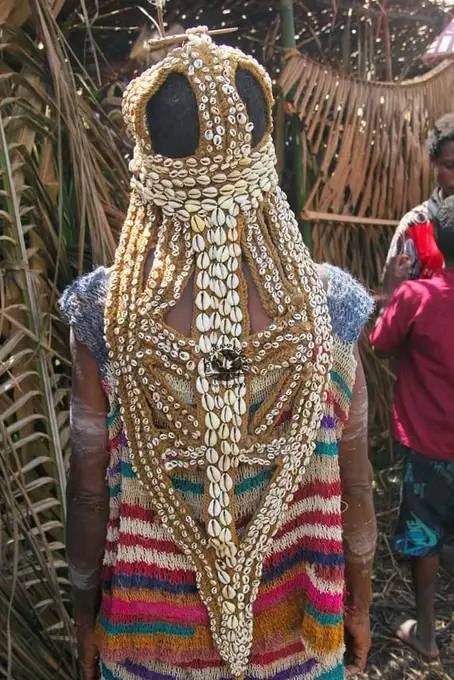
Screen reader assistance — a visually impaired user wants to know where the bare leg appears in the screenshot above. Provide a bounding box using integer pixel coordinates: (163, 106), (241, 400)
(396, 555), (439, 659)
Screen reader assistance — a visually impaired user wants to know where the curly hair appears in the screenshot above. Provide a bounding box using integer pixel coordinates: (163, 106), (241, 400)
(427, 113), (454, 158)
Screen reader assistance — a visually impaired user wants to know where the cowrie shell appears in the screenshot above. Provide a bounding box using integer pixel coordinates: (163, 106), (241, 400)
(221, 405), (233, 423)
(226, 273), (239, 288)
(220, 509), (232, 525)
(227, 290), (240, 306)
(206, 412), (220, 430)
(195, 290), (212, 311)
(227, 257), (239, 272)
(230, 307), (243, 323)
(213, 267), (228, 285)
(212, 311), (222, 330)
(260, 177), (272, 192)
(218, 568), (231, 584)
(197, 252), (210, 270)
(220, 183), (235, 196)
(223, 600), (236, 615)
(219, 491), (230, 507)
(196, 313), (211, 333)
(222, 584), (235, 599)
(208, 498), (222, 516)
(207, 465), (221, 483)
(192, 234), (205, 253)
(205, 430), (218, 446)
(202, 393), (215, 411)
(218, 300), (231, 316)
(231, 426), (241, 443)
(219, 455), (231, 472)
(231, 322), (241, 337)
(216, 245), (229, 263)
(212, 227), (227, 245)
(184, 200), (200, 213)
(220, 318), (232, 335)
(198, 334), (212, 354)
(219, 195), (234, 211)
(229, 243), (241, 258)
(224, 389), (236, 406)
(203, 186), (218, 198)
(234, 193), (249, 206)
(191, 214), (205, 233)
(196, 376), (209, 394)
(211, 207), (226, 227)
(206, 447), (219, 464)
(219, 423), (230, 440)
(177, 209), (190, 221)
(197, 270), (210, 289)
(220, 473), (233, 492)
(208, 518), (222, 538)
(226, 614), (239, 629)
(219, 527), (232, 543)
(234, 398), (247, 415)
(202, 198), (217, 212)
(220, 440), (232, 455)
(225, 554), (237, 568)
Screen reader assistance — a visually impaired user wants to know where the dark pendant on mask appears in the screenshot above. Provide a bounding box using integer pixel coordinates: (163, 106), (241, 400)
(206, 348), (245, 382)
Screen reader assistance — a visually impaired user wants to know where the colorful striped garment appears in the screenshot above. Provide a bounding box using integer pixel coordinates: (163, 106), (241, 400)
(61, 263), (372, 680)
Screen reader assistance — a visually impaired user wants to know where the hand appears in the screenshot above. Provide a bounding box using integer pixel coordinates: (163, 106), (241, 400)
(76, 621), (100, 680)
(383, 254), (412, 299)
(344, 608), (371, 677)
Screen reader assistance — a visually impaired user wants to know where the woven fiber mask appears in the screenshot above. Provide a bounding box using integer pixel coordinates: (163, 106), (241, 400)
(105, 27), (333, 677)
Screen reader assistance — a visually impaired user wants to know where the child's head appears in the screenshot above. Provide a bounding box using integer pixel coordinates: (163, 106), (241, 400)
(434, 195), (454, 264)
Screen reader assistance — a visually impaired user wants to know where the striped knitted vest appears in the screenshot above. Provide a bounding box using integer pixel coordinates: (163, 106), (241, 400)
(61, 263), (372, 680)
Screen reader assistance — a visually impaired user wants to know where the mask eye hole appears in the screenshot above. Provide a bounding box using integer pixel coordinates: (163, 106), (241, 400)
(145, 72), (200, 158)
(235, 67), (267, 147)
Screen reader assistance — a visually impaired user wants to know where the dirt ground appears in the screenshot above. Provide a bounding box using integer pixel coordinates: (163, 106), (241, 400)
(358, 457), (454, 680)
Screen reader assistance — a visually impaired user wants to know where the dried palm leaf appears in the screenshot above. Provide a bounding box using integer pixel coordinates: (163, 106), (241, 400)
(280, 51), (454, 222)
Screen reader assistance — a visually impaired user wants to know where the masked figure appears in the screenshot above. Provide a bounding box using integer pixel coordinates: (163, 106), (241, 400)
(61, 28), (376, 680)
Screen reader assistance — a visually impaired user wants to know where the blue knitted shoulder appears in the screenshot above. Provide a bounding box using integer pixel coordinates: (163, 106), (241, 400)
(59, 266), (110, 370)
(321, 264), (374, 343)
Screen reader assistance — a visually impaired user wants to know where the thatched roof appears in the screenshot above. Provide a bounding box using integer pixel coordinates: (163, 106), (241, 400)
(65, 1), (452, 81)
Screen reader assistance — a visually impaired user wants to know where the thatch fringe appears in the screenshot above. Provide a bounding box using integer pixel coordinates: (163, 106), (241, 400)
(279, 52), (454, 445)
(280, 51), (454, 221)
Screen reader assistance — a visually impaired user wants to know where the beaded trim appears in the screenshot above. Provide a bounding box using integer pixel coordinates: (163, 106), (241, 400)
(105, 29), (333, 677)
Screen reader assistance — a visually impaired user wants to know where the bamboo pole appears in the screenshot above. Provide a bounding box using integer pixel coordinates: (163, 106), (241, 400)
(279, 0), (312, 252)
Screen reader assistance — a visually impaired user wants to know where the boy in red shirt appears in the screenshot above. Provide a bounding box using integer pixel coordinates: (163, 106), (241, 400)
(370, 195), (454, 659)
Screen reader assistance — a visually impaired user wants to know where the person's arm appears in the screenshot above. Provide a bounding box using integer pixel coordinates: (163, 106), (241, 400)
(379, 253), (412, 310)
(67, 331), (109, 680)
(382, 213), (419, 285)
(369, 280), (417, 358)
(339, 347), (377, 677)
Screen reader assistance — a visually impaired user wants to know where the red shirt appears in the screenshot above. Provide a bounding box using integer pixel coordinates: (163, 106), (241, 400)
(405, 220), (444, 279)
(370, 269), (454, 460)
